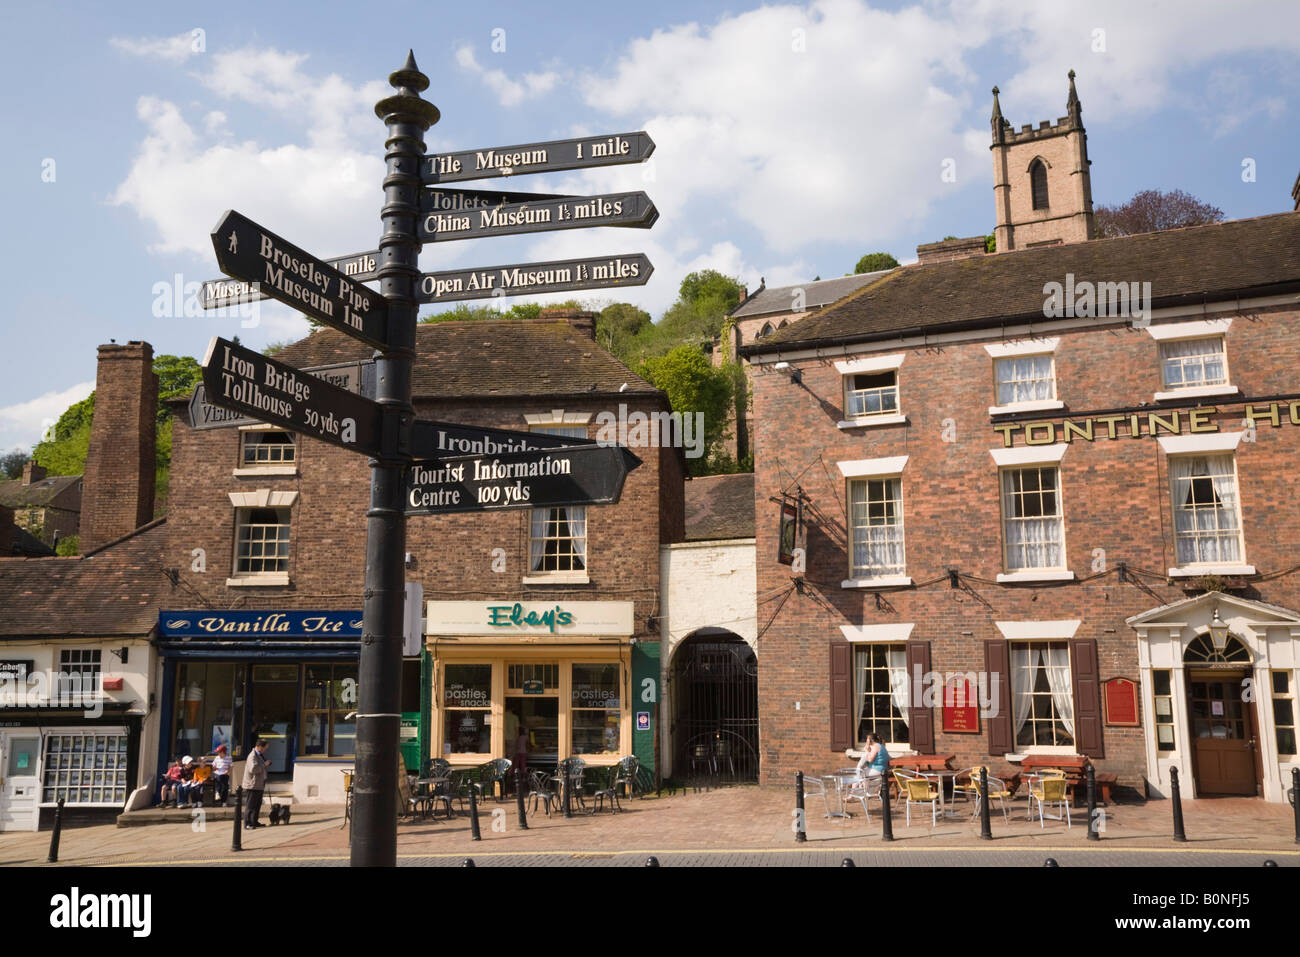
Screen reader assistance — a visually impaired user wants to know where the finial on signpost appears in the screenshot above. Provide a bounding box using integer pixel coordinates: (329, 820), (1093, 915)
(376, 51), (440, 127)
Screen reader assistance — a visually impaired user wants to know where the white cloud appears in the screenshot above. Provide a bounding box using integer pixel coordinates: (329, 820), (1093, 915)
(454, 44), (560, 107)
(0, 381), (95, 452)
(110, 31), (202, 64)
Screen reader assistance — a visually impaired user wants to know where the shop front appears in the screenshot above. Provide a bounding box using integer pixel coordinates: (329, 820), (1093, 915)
(426, 601), (641, 778)
(157, 610), (368, 804)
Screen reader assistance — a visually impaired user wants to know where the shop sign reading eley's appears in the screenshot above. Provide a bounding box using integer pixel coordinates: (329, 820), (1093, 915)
(426, 601), (635, 641)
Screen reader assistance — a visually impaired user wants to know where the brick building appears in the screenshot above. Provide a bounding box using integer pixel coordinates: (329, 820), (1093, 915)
(0, 463), (81, 551)
(160, 314), (683, 802)
(741, 77), (1300, 803)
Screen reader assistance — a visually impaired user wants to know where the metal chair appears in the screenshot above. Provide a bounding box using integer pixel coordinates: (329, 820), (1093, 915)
(844, 773), (884, 824)
(968, 772), (1011, 823)
(591, 756), (640, 813)
(526, 769), (558, 816)
(713, 738), (736, 781)
(902, 777), (940, 827)
(478, 758), (513, 802)
(800, 773), (834, 820)
(1029, 776), (1072, 828)
(557, 757), (587, 812)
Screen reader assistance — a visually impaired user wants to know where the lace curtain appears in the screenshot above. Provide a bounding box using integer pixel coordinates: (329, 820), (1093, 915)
(1170, 455), (1240, 565)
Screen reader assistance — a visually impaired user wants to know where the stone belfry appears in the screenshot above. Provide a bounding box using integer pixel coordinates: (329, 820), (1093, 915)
(990, 71), (1096, 252)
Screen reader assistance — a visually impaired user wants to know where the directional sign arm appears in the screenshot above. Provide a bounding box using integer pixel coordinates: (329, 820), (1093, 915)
(416, 254), (653, 305)
(422, 131), (654, 184)
(418, 192), (656, 243)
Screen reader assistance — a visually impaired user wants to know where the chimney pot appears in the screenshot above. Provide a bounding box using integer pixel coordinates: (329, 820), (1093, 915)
(539, 307), (597, 341)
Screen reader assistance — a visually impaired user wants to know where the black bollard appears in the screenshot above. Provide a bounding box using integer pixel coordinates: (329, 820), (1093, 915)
(1170, 766), (1187, 842)
(1086, 762), (1099, 842)
(232, 787), (243, 852)
(645, 856), (660, 867)
(1263, 859), (1278, 867)
(562, 763), (573, 819)
(794, 771), (807, 843)
(468, 782), (482, 841)
(1044, 858), (1059, 867)
(880, 772), (894, 842)
(462, 858), (475, 867)
(515, 767), (529, 831)
(1291, 767), (1299, 845)
(46, 797), (65, 863)
(841, 857), (856, 867)
(979, 766), (992, 840)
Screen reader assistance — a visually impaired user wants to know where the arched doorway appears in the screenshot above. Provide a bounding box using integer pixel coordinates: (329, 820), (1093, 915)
(669, 632), (759, 782)
(1183, 632), (1260, 796)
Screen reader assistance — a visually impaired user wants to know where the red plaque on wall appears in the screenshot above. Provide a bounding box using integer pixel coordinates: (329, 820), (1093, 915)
(942, 677), (980, 733)
(1103, 677), (1140, 726)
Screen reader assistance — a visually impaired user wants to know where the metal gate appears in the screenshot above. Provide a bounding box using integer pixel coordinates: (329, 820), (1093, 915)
(671, 636), (759, 783)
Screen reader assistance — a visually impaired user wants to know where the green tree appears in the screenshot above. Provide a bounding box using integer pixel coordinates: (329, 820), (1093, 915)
(419, 299), (584, 324)
(152, 354), (202, 424)
(636, 345), (734, 476)
(1, 448), (30, 479)
(32, 394), (94, 475)
(629, 270), (743, 364)
(854, 252), (900, 274)
(595, 302), (651, 362)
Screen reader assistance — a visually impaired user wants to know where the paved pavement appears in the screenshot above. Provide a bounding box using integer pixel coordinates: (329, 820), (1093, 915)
(3, 786), (1297, 867)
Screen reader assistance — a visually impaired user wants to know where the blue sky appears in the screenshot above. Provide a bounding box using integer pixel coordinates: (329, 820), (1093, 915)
(1, 0), (1298, 452)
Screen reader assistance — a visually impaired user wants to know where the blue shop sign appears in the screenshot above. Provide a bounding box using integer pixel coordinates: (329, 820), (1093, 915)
(159, 610), (363, 639)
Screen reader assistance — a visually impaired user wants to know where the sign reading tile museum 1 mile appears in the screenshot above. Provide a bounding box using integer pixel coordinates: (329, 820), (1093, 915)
(418, 191), (657, 243)
(211, 210), (389, 349)
(421, 131), (654, 184)
(406, 444), (640, 515)
(201, 336), (383, 457)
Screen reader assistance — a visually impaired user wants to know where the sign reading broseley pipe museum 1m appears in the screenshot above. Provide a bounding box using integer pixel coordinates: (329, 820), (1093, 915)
(201, 336), (383, 457)
(421, 131), (654, 184)
(200, 249), (381, 310)
(211, 210), (389, 348)
(406, 444), (640, 515)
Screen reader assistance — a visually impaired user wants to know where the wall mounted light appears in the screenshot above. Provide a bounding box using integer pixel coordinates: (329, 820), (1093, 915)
(1208, 604), (1229, 652)
(773, 361), (802, 385)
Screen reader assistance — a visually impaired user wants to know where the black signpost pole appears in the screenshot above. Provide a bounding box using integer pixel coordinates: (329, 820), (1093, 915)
(350, 52), (438, 868)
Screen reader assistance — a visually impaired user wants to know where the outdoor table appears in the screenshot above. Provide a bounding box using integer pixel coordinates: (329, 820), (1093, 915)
(413, 777), (450, 819)
(826, 772), (862, 818)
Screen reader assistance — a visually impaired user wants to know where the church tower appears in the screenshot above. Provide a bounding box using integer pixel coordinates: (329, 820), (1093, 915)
(991, 71), (1095, 252)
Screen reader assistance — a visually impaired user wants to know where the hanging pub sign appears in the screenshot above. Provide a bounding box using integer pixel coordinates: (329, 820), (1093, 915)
(1103, 677), (1141, 726)
(941, 676), (980, 733)
(778, 500), (799, 566)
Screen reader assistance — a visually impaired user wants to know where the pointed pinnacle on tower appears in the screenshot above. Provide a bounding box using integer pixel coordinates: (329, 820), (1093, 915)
(1067, 69), (1082, 124)
(991, 85), (1006, 143)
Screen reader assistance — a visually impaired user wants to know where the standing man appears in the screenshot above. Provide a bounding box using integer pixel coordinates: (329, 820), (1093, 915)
(242, 738), (271, 828)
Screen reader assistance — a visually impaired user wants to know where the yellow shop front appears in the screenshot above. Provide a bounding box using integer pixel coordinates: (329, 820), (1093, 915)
(426, 601), (636, 774)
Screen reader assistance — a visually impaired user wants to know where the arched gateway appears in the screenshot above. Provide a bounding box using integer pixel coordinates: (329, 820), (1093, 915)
(668, 631), (759, 782)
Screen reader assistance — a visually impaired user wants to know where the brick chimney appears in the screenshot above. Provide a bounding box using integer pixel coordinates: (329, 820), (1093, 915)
(0, 505), (14, 556)
(81, 341), (157, 551)
(915, 236), (988, 265)
(539, 307), (597, 340)
(22, 461), (47, 485)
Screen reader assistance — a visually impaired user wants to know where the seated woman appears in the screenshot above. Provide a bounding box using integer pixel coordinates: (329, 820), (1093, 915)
(187, 758), (214, 808)
(845, 730), (892, 779)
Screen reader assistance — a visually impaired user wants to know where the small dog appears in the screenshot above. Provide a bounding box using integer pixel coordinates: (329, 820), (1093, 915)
(269, 804), (283, 825)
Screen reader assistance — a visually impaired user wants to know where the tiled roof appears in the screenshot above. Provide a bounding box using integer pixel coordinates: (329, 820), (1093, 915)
(731, 271), (892, 319)
(744, 212), (1300, 354)
(684, 473), (755, 541)
(0, 474), (81, 509)
(0, 520), (168, 638)
(270, 319), (661, 400)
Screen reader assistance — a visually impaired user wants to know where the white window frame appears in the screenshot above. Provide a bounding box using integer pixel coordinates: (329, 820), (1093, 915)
(835, 354), (906, 428)
(998, 464), (1070, 580)
(985, 338), (1064, 415)
(1008, 640), (1077, 756)
(524, 419), (591, 584)
(837, 457), (910, 587)
(1146, 318), (1239, 402)
(226, 490), (297, 586)
(234, 426), (298, 477)
(1164, 451), (1252, 578)
(851, 642), (910, 751)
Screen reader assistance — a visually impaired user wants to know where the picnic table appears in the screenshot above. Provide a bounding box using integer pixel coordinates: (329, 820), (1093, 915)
(1018, 755), (1118, 805)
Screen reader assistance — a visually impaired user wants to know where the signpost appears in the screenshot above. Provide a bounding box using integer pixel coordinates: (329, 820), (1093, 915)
(416, 253), (652, 305)
(189, 360), (373, 430)
(406, 444), (640, 515)
(200, 337), (383, 457)
(196, 52), (656, 867)
(419, 191), (656, 243)
(211, 210), (390, 348)
(200, 250), (381, 310)
(421, 131), (654, 184)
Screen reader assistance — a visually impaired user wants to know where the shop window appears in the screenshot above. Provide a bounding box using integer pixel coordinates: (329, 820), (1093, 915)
(240, 429), (296, 466)
(853, 644), (908, 746)
(234, 506), (291, 575)
(57, 648), (101, 702)
(1189, 680), (1247, 740)
(443, 664), (492, 754)
(994, 354), (1056, 406)
(1273, 671), (1296, 756)
(1160, 337), (1227, 391)
(1152, 669), (1176, 752)
(41, 733), (128, 806)
(847, 478), (905, 578)
(173, 662), (243, 759)
(844, 370), (899, 419)
(1011, 642), (1074, 748)
(571, 663), (621, 755)
(1169, 455), (1242, 567)
(302, 663), (358, 758)
(1000, 466), (1066, 571)
(507, 663), (559, 691)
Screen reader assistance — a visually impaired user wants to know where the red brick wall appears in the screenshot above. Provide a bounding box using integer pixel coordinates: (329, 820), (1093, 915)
(82, 342), (157, 552)
(166, 393), (677, 643)
(752, 303), (1300, 786)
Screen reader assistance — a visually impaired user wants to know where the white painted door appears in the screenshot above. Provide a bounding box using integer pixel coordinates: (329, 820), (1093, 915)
(0, 733), (42, 831)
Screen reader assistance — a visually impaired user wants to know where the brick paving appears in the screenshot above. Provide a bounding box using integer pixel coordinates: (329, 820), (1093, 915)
(3, 786), (1297, 867)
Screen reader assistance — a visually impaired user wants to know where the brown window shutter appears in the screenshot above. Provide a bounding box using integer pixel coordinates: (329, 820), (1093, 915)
(1070, 638), (1105, 758)
(830, 640), (852, 750)
(985, 640), (1013, 756)
(905, 640), (934, 754)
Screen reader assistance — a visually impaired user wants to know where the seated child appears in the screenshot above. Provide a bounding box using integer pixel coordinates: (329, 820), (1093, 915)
(161, 759), (183, 806)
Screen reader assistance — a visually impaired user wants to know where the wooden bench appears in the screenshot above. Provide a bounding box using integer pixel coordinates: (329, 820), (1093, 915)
(1020, 755), (1118, 805)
